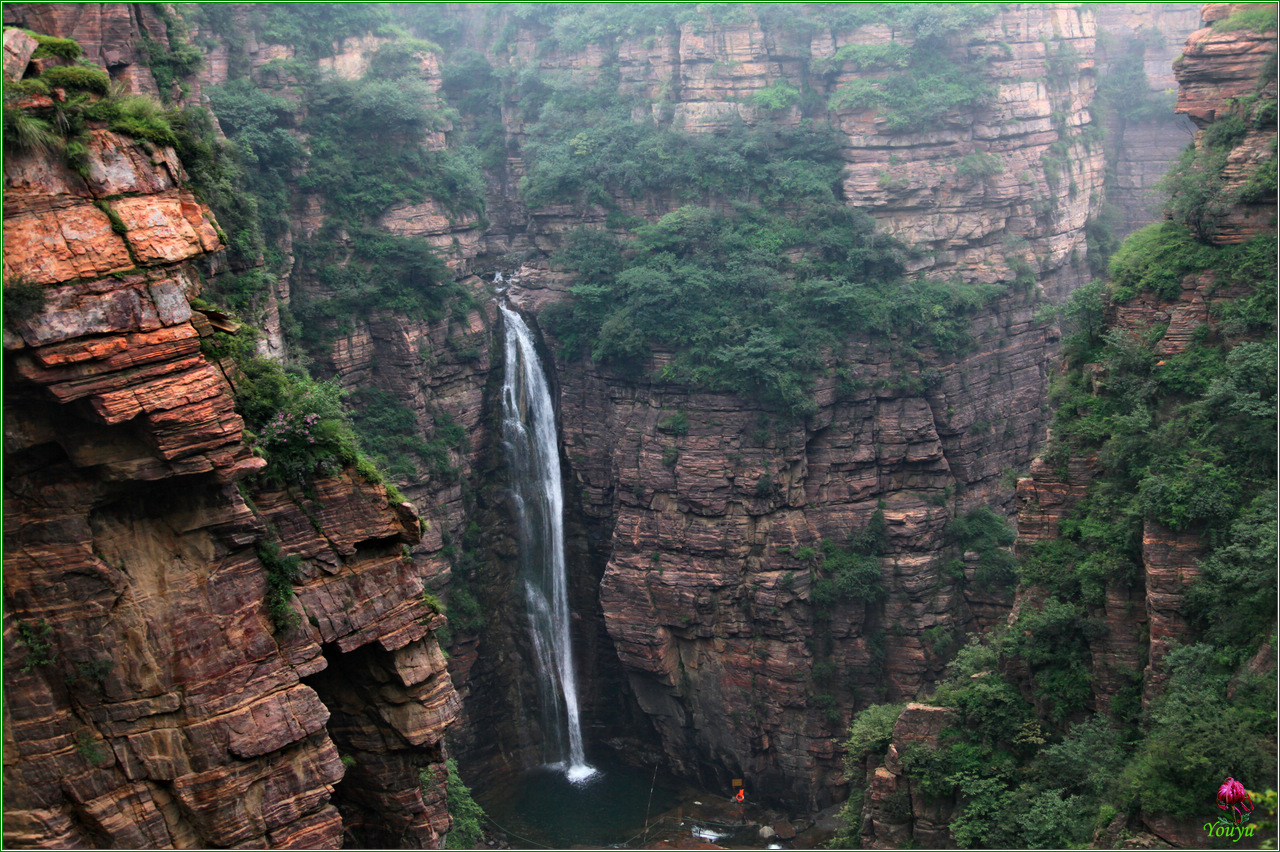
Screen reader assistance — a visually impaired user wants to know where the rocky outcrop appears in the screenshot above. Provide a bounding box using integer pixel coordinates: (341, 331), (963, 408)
(3, 86), (459, 847)
(856, 704), (957, 849)
(485, 3), (1198, 807)
(541, 309), (1047, 807)
(1008, 0), (1275, 763)
(1174, 3), (1278, 244)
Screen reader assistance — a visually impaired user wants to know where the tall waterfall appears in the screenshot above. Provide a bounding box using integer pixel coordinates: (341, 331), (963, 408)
(499, 304), (596, 783)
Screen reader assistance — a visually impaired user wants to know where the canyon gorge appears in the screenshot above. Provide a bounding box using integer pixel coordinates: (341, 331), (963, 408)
(3, 2), (1275, 849)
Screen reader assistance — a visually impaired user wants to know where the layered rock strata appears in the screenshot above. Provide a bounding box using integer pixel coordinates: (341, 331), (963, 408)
(1094, 4), (1203, 237)
(853, 704), (957, 849)
(1174, 2), (1278, 244)
(996, 5), (1275, 844)
(3, 81), (459, 848)
(1, 3), (170, 97)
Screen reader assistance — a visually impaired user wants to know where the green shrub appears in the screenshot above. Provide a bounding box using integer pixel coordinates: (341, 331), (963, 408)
(257, 540), (302, 631)
(954, 150), (1004, 184)
(1212, 6), (1278, 32)
(17, 620), (56, 671)
(2, 107), (62, 155)
(828, 47), (994, 131)
(30, 33), (83, 61)
(547, 203), (997, 417)
(810, 509), (888, 614)
(138, 8), (203, 99)
(440, 758), (487, 848)
(751, 82), (800, 111)
(1032, 716), (1124, 798)
(657, 411), (689, 435)
(1119, 643), (1276, 816)
(169, 105), (273, 273)
(1107, 221), (1216, 300)
(946, 506), (1017, 589)
(447, 586), (485, 634)
(74, 729), (108, 765)
(844, 703), (906, 766)
(4, 276), (48, 326)
(1159, 142), (1233, 241)
(1001, 599), (1095, 721)
(1186, 491), (1277, 656)
(234, 358), (363, 488)
(85, 93), (179, 148)
(39, 65), (110, 96)
(349, 388), (464, 483)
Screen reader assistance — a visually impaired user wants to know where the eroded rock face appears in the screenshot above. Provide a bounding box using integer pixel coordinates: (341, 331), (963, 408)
(1174, 3), (1278, 244)
(997, 6), (1275, 842)
(514, 279), (1052, 806)
(3, 101), (459, 848)
(479, 3), (1205, 807)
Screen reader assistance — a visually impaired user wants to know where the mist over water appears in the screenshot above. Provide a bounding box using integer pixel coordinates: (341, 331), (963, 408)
(500, 304), (595, 781)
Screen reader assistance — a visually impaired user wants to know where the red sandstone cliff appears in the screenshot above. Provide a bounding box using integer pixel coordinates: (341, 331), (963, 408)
(2, 42), (460, 849)
(1174, 2), (1279, 244)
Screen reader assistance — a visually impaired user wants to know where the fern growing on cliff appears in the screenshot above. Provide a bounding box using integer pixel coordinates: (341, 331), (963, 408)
(438, 758), (487, 849)
(257, 540), (302, 631)
(2, 107), (61, 156)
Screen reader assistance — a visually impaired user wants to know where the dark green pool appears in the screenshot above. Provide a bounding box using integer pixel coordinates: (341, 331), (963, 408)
(474, 750), (685, 848)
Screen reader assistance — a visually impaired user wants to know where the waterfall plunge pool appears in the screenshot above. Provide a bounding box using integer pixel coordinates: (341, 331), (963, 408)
(474, 749), (685, 848)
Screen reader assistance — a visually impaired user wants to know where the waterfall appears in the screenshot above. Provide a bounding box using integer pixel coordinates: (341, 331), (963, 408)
(499, 304), (596, 783)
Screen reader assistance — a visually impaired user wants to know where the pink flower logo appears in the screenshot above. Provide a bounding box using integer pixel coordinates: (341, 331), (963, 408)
(1217, 777), (1254, 826)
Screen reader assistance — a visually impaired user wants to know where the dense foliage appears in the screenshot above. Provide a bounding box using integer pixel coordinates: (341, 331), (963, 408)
(943, 506), (1019, 590)
(822, 5), (999, 129)
(1160, 77), (1276, 241)
(546, 201), (1004, 416)
(234, 355), (366, 489)
(836, 114), (1278, 845)
(439, 758), (487, 848)
(347, 388), (465, 483)
(192, 17), (483, 345)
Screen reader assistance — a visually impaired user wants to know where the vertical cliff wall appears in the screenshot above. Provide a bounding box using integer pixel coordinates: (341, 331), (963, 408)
(2, 34), (461, 848)
(1094, 4), (1205, 238)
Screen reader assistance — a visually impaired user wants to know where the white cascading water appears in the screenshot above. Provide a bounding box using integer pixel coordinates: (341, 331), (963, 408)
(499, 303), (596, 784)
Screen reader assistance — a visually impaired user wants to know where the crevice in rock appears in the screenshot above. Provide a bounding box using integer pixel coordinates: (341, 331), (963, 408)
(301, 640), (449, 848)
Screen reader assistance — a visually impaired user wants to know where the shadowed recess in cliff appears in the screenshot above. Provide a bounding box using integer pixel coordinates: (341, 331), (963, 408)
(500, 304), (595, 782)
